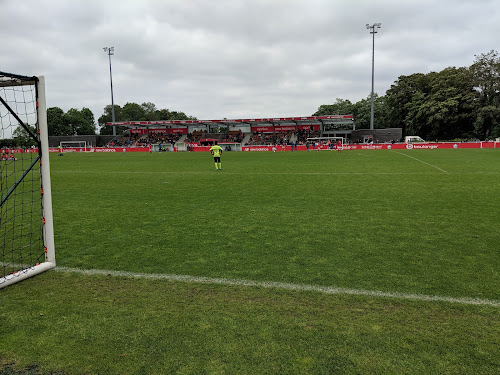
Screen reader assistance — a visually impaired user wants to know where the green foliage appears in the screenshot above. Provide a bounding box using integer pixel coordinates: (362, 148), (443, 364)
(12, 124), (37, 147)
(319, 50), (500, 140)
(47, 107), (96, 136)
(47, 107), (71, 136)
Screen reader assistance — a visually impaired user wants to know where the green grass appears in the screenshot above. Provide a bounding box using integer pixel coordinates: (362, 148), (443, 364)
(1, 149), (500, 374)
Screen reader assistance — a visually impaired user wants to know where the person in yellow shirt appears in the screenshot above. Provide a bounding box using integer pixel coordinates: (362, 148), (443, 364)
(209, 141), (223, 170)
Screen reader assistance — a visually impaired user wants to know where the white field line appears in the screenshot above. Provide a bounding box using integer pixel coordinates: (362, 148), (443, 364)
(393, 151), (448, 173)
(53, 170), (454, 175)
(54, 266), (500, 308)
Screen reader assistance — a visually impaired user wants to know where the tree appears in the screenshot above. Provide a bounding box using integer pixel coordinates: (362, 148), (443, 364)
(141, 102), (160, 121)
(64, 108), (96, 135)
(122, 102), (146, 121)
(79, 108), (97, 134)
(97, 104), (123, 135)
(384, 73), (430, 134)
(47, 107), (72, 136)
(13, 124), (37, 147)
(471, 50), (500, 138)
(314, 98), (354, 116)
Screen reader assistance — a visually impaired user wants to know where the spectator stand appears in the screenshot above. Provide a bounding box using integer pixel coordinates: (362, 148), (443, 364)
(106, 115), (355, 151)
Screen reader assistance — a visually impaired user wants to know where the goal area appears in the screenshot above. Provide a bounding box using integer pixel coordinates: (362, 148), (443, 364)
(0, 71), (55, 288)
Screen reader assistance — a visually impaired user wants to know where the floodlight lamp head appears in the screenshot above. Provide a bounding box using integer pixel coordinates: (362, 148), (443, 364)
(375, 23), (382, 28)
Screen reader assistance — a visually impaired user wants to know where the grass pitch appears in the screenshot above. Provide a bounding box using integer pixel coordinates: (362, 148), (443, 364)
(1, 149), (500, 374)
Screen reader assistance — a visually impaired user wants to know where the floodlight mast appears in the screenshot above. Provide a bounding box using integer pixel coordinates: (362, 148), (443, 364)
(103, 46), (116, 136)
(366, 23), (381, 130)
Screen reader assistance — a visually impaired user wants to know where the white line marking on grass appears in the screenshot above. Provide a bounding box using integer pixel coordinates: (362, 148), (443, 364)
(55, 267), (500, 307)
(393, 151), (448, 173)
(54, 170), (457, 176)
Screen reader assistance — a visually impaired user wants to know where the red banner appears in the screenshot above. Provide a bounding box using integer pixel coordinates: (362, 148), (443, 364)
(129, 129), (147, 134)
(129, 128), (187, 134)
(297, 124), (321, 131)
(49, 147), (151, 153)
(168, 127), (188, 134)
(251, 126), (274, 133)
(274, 125), (297, 132)
(148, 128), (168, 134)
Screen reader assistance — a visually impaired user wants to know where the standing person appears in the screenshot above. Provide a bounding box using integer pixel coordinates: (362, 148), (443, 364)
(337, 140), (342, 152)
(209, 141), (223, 170)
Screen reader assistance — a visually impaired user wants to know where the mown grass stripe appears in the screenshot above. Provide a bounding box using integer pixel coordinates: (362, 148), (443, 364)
(55, 266), (500, 307)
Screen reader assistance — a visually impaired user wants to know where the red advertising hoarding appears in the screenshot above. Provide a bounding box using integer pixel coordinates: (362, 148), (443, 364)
(41, 141), (498, 153)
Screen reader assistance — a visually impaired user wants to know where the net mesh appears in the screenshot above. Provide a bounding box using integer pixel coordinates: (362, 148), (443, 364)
(0, 72), (45, 283)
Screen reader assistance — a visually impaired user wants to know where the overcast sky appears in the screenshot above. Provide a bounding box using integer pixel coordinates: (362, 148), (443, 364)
(1, 0), (498, 121)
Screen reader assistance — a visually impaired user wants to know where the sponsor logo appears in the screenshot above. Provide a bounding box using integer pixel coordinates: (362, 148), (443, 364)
(243, 147), (270, 152)
(412, 144), (438, 149)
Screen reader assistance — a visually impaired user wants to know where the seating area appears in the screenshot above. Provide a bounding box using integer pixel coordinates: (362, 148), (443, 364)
(136, 132), (182, 147)
(106, 134), (138, 147)
(245, 132), (292, 146)
(105, 129), (337, 148)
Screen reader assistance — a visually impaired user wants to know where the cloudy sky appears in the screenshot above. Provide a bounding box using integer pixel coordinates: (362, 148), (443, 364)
(1, 0), (498, 121)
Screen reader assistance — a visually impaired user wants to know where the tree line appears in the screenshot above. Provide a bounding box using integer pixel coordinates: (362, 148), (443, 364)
(314, 50), (500, 140)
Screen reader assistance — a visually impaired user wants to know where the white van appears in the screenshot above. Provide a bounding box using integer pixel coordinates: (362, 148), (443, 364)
(404, 136), (425, 143)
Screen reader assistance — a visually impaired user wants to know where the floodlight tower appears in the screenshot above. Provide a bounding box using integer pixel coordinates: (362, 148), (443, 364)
(366, 23), (381, 130)
(103, 47), (116, 136)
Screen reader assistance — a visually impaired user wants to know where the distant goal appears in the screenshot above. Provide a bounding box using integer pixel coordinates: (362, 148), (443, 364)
(60, 140), (90, 152)
(307, 136), (344, 150)
(0, 71), (55, 288)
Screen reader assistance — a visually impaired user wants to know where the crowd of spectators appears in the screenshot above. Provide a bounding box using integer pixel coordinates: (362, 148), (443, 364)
(245, 132), (293, 146)
(185, 130), (204, 144)
(136, 132), (182, 147)
(220, 130), (244, 143)
(106, 133), (139, 147)
(106, 129), (351, 148)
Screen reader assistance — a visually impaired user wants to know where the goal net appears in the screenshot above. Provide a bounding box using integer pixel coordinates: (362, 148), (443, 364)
(60, 140), (89, 152)
(0, 71), (55, 288)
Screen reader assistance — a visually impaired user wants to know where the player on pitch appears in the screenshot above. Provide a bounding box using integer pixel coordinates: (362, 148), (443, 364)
(209, 141), (223, 170)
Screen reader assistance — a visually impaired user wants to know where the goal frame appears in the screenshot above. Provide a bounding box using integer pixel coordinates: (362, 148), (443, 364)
(60, 140), (90, 152)
(0, 74), (55, 289)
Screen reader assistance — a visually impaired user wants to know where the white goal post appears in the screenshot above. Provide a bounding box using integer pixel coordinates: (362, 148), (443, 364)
(0, 73), (55, 288)
(60, 140), (89, 151)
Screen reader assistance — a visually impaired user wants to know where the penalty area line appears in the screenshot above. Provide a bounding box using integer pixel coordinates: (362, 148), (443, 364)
(54, 266), (500, 307)
(393, 151), (448, 173)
